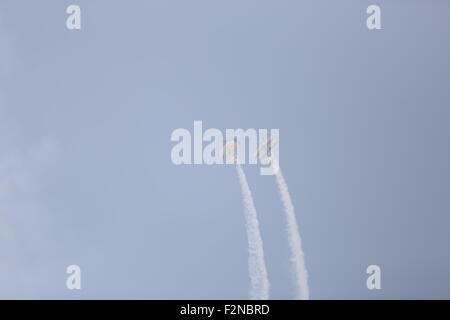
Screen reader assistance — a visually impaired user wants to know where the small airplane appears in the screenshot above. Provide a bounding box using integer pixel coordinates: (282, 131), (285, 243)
(219, 138), (239, 163)
(254, 137), (278, 163)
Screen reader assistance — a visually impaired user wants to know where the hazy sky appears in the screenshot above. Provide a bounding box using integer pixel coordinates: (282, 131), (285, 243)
(0, 0), (449, 299)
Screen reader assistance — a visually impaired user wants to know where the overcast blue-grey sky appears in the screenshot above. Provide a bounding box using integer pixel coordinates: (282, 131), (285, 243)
(0, 0), (449, 299)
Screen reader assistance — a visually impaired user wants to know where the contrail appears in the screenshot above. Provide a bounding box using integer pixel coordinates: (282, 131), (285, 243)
(273, 162), (310, 300)
(235, 164), (270, 300)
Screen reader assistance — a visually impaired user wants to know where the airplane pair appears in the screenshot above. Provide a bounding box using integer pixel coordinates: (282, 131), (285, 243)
(219, 138), (277, 164)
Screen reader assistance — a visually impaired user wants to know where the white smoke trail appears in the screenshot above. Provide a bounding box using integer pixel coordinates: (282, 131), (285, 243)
(274, 163), (310, 300)
(235, 164), (270, 300)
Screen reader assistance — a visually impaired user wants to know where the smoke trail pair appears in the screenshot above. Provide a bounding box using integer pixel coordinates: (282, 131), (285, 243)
(235, 164), (270, 300)
(233, 141), (309, 300)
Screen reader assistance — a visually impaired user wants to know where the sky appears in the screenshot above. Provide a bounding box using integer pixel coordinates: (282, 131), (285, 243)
(0, 0), (449, 299)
